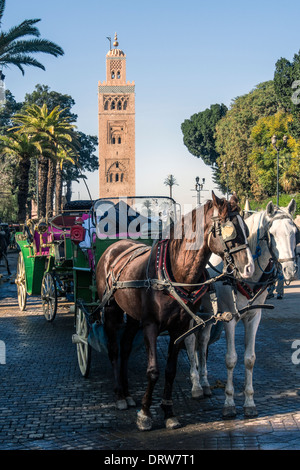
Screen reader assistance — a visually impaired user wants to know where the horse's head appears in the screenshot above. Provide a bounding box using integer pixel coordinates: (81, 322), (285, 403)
(264, 199), (298, 282)
(207, 192), (254, 279)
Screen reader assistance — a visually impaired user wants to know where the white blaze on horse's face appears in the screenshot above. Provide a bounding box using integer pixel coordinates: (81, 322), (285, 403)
(236, 214), (255, 279)
(269, 218), (298, 281)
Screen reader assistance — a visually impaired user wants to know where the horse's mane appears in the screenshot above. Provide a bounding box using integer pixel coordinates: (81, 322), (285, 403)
(169, 196), (238, 248)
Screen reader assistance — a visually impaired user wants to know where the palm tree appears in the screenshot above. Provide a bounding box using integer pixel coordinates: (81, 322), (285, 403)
(164, 174), (178, 199)
(0, 133), (39, 222)
(55, 147), (77, 214)
(11, 103), (78, 218)
(0, 0), (64, 76)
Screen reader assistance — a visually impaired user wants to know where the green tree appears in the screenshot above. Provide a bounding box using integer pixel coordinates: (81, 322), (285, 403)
(0, 89), (22, 133)
(23, 85), (98, 208)
(215, 81), (279, 199)
(250, 112), (300, 197)
(181, 103), (227, 166)
(24, 84), (77, 121)
(63, 132), (98, 204)
(0, 132), (39, 222)
(0, 0), (63, 76)
(11, 103), (78, 217)
(274, 51), (300, 139)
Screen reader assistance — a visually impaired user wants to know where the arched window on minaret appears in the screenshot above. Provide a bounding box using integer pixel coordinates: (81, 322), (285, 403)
(111, 71), (115, 79)
(117, 71), (121, 79)
(111, 100), (115, 110)
(117, 101), (122, 110)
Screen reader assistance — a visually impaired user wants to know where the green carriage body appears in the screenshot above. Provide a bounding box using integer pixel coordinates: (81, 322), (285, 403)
(15, 234), (47, 296)
(15, 207), (92, 316)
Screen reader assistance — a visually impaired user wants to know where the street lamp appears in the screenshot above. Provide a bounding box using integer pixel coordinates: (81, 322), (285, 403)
(195, 177), (206, 206)
(271, 134), (287, 207)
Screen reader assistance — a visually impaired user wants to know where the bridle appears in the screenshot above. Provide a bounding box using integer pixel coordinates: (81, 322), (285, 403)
(208, 208), (250, 275)
(257, 212), (299, 270)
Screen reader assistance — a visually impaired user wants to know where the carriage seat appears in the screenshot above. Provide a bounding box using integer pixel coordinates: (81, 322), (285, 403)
(33, 231), (50, 255)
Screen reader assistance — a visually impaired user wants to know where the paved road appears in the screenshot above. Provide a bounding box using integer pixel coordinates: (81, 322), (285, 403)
(0, 250), (299, 452)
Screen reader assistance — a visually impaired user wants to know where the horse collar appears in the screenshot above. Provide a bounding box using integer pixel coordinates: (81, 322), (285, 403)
(155, 240), (209, 306)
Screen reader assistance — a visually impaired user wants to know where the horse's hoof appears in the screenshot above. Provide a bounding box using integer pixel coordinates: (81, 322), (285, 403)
(165, 417), (181, 430)
(116, 399), (128, 410)
(244, 406), (258, 418)
(191, 387), (204, 399)
(126, 396), (136, 407)
(222, 406), (237, 419)
(137, 410), (153, 431)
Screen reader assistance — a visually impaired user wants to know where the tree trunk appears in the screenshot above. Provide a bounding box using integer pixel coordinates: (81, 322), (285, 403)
(17, 157), (31, 224)
(55, 162), (63, 214)
(46, 158), (56, 218)
(38, 155), (48, 218)
(65, 180), (72, 204)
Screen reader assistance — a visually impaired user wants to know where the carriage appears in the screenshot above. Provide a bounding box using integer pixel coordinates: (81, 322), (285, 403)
(15, 192), (257, 430)
(14, 202), (93, 321)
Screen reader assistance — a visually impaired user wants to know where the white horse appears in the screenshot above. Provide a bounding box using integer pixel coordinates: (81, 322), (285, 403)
(185, 199), (299, 418)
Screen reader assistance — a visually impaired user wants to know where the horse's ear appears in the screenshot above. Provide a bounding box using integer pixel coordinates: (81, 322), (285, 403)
(266, 201), (275, 217)
(287, 198), (296, 216)
(212, 191), (221, 207)
(229, 194), (239, 210)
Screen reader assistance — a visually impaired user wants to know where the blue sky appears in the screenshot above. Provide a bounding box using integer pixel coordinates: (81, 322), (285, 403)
(3, 0), (300, 207)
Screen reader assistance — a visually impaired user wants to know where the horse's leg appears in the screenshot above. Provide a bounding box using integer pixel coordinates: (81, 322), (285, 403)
(184, 326), (203, 399)
(198, 324), (213, 397)
(137, 322), (159, 431)
(119, 315), (141, 407)
(243, 311), (261, 418)
(160, 331), (182, 429)
(104, 303), (127, 410)
(223, 318), (238, 418)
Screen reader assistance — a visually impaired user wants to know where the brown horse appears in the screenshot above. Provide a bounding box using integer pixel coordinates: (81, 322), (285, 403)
(95, 192), (254, 430)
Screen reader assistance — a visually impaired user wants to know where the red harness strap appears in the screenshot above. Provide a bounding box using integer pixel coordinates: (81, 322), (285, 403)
(236, 260), (275, 300)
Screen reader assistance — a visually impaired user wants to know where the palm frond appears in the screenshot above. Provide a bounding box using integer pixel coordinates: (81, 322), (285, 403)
(3, 38), (64, 57)
(0, 19), (41, 46)
(0, 54), (45, 74)
(0, 0), (5, 24)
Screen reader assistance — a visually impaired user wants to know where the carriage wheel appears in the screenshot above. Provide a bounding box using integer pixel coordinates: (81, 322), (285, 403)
(41, 272), (57, 322)
(16, 252), (27, 311)
(74, 306), (91, 377)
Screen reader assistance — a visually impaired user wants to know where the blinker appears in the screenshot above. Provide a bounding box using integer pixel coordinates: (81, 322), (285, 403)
(221, 222), (237, 242)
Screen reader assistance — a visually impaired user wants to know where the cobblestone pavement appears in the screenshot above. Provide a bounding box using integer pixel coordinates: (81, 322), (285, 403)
(0, 251), (299, 452)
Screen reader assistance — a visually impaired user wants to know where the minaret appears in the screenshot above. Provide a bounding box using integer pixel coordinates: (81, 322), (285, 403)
(98, 33), (135, 197)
